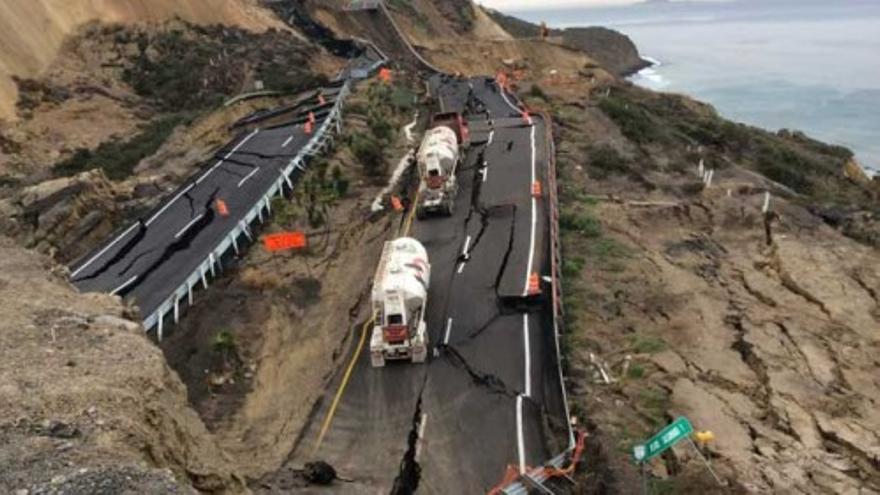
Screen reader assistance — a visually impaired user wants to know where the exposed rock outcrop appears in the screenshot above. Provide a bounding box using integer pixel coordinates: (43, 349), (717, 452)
(0, 236), (245, 493)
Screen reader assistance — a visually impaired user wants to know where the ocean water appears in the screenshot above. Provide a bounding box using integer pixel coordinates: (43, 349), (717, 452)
(512, 0), (880, 175)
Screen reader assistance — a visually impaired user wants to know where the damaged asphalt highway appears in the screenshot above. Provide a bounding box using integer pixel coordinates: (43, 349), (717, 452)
(279, 76), (569, 494)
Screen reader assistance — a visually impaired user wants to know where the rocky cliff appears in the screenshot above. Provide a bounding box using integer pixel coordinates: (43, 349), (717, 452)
(485, 8), (650, 76)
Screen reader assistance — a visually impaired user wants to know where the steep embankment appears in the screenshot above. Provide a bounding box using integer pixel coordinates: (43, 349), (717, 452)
(526, 78), (880, 493)
(0, 236), (245, 493)
(0, 0), (290, 122)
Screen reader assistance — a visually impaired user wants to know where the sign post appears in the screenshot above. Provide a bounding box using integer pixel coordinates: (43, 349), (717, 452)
(633, 416), (694, 464)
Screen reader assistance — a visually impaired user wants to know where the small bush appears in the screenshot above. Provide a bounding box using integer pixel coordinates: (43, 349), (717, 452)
(350, 132), (385, 177)
(629, 335), (667, 354)
(562, 256), (586, 278)
(590, 237), (631, 260)
(586, 145), (631, 179)
(53, 113), (191, 180)
(529, 84), (548, 100)
(598, 95), (666, 145)
(560, 210), (602, 238)
(240, 267), (284, 290)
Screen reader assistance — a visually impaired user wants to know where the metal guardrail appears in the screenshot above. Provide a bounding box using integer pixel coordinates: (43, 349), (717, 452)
(144, 80), (352, 338)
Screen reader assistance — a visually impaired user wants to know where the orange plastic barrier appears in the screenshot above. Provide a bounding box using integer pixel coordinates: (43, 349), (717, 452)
(528, 272), (540, 295)
(379, 67), (393, 84)
(531, 181), (542, 198)
(305, 120), (314, 135)
(308, 111), (316, 124)
(263, 232), (307, 252)
(215, 199), (230, 217)
(318, 93), (326, 105)
(390, 195), (404, 211)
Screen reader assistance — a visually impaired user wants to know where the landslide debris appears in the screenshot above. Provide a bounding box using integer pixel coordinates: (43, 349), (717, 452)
(0, 235), (244, 493)
(547, 79), (880, 494)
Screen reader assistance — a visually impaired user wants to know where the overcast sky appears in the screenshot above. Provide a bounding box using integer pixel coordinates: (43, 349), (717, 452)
(477, 0), (644, 11)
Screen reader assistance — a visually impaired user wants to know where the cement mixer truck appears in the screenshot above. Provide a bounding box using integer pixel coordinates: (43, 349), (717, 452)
(370, 237), (431, 367)
(415, 113), (468, 218)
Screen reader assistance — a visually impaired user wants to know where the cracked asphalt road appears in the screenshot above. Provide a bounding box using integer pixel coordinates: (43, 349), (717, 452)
(281, 77), (568, 493)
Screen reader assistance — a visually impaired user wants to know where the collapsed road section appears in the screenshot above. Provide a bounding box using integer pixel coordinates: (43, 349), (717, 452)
(265, 75), (572, 493)
(68, 46), (386, 337)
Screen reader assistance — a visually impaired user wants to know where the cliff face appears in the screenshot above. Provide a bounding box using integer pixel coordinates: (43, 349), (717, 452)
(0, 0), (291, 122)
(484, 8), (650, 76)
(0, 236), (245, 493)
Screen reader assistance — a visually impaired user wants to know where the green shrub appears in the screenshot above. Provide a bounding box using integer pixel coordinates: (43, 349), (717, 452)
(560, 210), (602, 238)
(586, 145), (631, 179)
(598, 95), (666, 145)
(529, 84), (548, 100)
(350, 132), (385, 177)
(562, 256), (586, 278)
(53, 113), (191, 180)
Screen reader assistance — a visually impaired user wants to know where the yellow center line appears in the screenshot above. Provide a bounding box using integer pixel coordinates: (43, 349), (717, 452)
(313, 313), (375, 454)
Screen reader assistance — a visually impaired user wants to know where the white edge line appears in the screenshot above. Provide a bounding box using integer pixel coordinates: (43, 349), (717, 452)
(488, 130), (495, 146)
(523, 314), (531, 398)
(282, 136), (293, 148)
(174, 213), (205, 239)
(193, 129), (260, 187)
(443, 318), (453, 345)
(457, 263), (465, 275)
(516, 395), (526, 474)
(110, 275), (138, 296)
(482, 164), (489, 183)
(523, 125), (537, 296)
(462, 235), (471, 256)
(499, 81), (521, 115)
(415, 412), (428, 462)
(70, 222), (139, 277)
(237, 166), (260, 188)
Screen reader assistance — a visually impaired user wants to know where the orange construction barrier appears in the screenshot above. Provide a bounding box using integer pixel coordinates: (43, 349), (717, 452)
(390, 195), (404, 211)
(522, 110), (531, 124)
(531, 180), (542, 198)
(318, 93), (326, 105)
(379, 67), (393, 84)
(308, 111), (316, 124)
(215, 199), (229, 217)
(304, 120), (313, 135)
(263, 231), (307, 252)
(528, 272), (540, 295)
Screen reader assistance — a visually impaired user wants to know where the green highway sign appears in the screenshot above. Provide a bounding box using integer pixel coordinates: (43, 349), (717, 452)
(633, 416), (694, 463)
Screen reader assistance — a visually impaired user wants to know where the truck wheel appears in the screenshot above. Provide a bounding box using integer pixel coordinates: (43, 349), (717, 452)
(416, 206), (427, 220)
(444, 200), (455, 217)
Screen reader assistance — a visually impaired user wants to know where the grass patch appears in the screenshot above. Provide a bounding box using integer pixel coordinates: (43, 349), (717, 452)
(562, 256), (586, 278)
(629, 335), (667, 354)
(585, 145), (631, 179)
(598, 95), (669, 145)
(53, 113), (192, 180)
(627, 363), (646, 379)
(589, 237), (631, 261)
(560, 209), (602, 238)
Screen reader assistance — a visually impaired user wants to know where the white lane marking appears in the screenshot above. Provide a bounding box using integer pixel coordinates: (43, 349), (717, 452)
(482, 164), (489, 183)
(282, 136), (293, 148)
(523, 124), (537, 296)
(523, 314), (531, 398)
(70, 222), (140, 278)
(498, 82), (521, 115)
(516, 395), (526, 474)
(145, 183), (193, 227)
(488, 130), (495, 146)
(457, 235), (471, 274)
(110, 275), (138, 296)
(174, 213), (205, 239)
(194, 129), (260, 186)
(148, 128), (259, 227)
(237, 166), (260, 188)
(415, 413), (428, 462)
(443, 318), (453, 345)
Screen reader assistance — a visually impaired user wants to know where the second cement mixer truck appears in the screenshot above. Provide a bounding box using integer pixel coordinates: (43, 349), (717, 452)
(370, 237), (431, 367)
(415, 113), (468, 218)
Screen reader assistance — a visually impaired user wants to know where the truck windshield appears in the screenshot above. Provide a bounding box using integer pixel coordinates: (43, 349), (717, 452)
(387, 314), (403, 325)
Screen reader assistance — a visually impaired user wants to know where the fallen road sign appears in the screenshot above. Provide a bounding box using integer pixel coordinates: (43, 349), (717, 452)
(263, 231), (307, 252)
(633, 416), (694, 463)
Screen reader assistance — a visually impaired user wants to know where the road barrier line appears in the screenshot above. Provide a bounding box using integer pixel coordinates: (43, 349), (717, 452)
(415, 412), (429, 462)
(174, 213), (205, 239)
(237, 166), (261, 188)
(70, 222), (140, 278)
(516, 395), (526, 474)
(282, 136), (293, 148)
(443, 317), (453, 345)
(193, 129), (260, 188)
(110, 275), (138, 296)
(523, 314), (531, 398)
(523, 124), (537, 296)
(313, 313), (375, 453)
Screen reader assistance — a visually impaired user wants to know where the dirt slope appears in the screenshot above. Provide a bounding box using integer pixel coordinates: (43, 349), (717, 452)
(0, 0), (291, 121)
(540, 80), (880, 493)
(0, 235), (245, 493)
